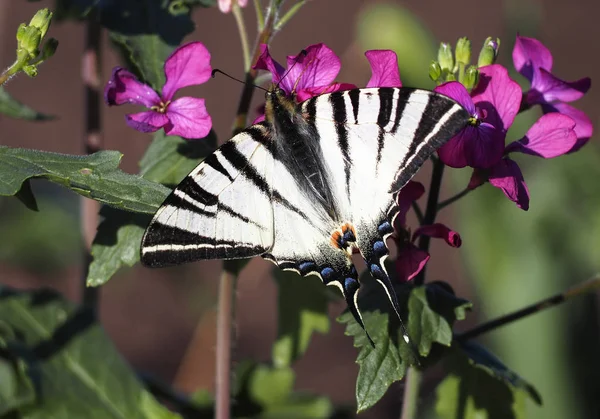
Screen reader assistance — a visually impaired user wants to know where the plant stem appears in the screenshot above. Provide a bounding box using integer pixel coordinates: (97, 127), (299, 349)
(437, 186), (473, 211)
(253, 0), (265, 30)
(232, 2), (278, 133)
(456, 275), (600, 342)
(232, 3), (251, 71)
(81, 19), (102, 309)
(400, 366), (422, 419)
(414, 159), (445, 286)
(215, 269), (237, 419)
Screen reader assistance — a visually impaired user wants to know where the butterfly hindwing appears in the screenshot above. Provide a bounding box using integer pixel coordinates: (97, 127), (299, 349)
(141, 125), (275, 267)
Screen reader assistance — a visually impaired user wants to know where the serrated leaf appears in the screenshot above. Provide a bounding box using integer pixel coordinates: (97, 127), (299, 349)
(0, 287), (182, 419)
(87, 207), (150, 287)
(0, 87), (54, 121)
(408, 282), (472, 356)
(271, 270), (330, 368)
(0, 147), (170, 214)
(337, 276), (414, 413)
(139, 131), (217, 187)
(105, 0), (195, 90)
(435, 341), (541, 419)
(338, 279), (471, 412)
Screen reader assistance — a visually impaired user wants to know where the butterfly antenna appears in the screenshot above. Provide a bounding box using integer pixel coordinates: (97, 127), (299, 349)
(212, 69), (268, 92)
(276, 49), (308, 93)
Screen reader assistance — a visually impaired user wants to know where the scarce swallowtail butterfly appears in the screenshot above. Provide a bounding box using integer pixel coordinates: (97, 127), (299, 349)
(141, 86), (470, 346)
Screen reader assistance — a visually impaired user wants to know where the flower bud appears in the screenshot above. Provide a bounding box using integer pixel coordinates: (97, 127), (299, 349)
(463, 65), (480, 90)
(477, 37), (501, 67)
(29, 8), (52, 39)
(429, 60), (442, 83)
(455, 37), (471, 65)
(22, 64), (38, 78)
(40, 38), (58, 60)
(17, 26), (42, 59)
(437, 42), (454, 72)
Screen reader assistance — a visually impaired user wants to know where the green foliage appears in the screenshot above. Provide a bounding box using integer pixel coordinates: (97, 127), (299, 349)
(86, 131), (216, 286)
(338, 280), (471, 412)
(434, 341), (541, 419)
(0, 147), (170, 214)
(232, 361), (332, 419)
(0, 88), (53, 121)
(271, 270), (332, 368)
(0, 287), (182, 418)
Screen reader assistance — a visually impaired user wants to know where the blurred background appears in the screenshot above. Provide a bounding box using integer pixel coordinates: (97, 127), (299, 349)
(1, 0), (599, 418)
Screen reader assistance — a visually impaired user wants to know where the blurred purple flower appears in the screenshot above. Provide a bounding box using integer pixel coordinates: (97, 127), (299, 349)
(393, 181), (461, 282)
(470, 112), (578, 210)
(105, 42), (212, 139)
(435, 65), (522, 169)
(513, 35), (592, 151)
(218, 0), (248, 13)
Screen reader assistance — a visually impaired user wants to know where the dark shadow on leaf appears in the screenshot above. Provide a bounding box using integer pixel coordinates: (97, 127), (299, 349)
(94, 206), (152, 247)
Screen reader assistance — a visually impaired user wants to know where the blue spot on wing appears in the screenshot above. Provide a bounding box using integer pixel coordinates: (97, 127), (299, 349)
(378, 221), (393, 235)
(298, 261), (317, 275)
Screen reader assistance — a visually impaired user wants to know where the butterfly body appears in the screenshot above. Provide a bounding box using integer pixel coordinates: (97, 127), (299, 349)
(141, 86), (470, 344)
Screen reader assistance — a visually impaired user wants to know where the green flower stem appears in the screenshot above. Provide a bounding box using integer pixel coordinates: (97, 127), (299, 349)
(456, 275), (600, 342)
(274, 0), (307, 32)
(0, 58), (26, 86)
(414, 158), (445, 286)
(437, 185), (475, 211)
(411, 201), (424, 225)
(254, 0), (265, 30)
(232, 2), (278, 133)
(400, 366), (422, 419)
(81, 19), (102, 310)
(215, 268), (238, 419)
(232, 3), (251, 71)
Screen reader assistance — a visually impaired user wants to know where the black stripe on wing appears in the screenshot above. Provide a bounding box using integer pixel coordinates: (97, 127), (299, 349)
(329, 91), (352, 196)
(376, 88), (394, 166)
(390, 92), (470, 191)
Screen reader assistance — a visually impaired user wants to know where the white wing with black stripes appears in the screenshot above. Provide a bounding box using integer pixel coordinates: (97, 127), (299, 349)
(141, 87), (470, 345)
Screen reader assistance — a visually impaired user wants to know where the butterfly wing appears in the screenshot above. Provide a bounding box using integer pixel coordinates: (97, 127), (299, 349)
(303, 87), (470, 339)
(141, 125), (275, 267)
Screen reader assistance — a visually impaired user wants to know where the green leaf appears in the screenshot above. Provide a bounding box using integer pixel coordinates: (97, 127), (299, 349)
(0, 87), (53, 120)
(139, 131), (217, 187)
(233, 361), (332, 419)
(435, 341), (541, 419)
(106, 1), (196, 90)
(0, 323), (36, 415)
(338, 280), (471, 412)
(0, 287), (182, 419)
(86, 207), (150, 287)
(13, 180), (38, 211)
(0, 147), (170, 214)
(271, 270), (331, 368)
(408, 282), (472, 356)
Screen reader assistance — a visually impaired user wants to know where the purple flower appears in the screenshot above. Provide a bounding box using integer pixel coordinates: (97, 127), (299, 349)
(393, 181), (461, 282)
(471, 112), (578, 210)
(104, 42), (212, 139)
(513, 35), (592, 151)
(364, 50), (402, 88)
(435, 65), (522, 169)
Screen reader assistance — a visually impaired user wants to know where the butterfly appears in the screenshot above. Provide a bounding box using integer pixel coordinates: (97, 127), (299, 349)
(140, 86), (470, 345)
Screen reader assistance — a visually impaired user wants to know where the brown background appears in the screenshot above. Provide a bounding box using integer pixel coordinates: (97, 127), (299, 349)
(1, 0), (598, 418)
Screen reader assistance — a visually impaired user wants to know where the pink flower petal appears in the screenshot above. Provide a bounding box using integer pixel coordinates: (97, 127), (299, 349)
(394, 181), (425, 229)
(435, 81), (476, 115)
(253, 44), (286, 84)
(365, 50), (402, 88)
(472, 65), (522, 131)
(468, 169), (488, 189)
(218, 0), (247, 13)
(512, 35), (553, 82)
(505, 113), (577, 158)
(165, 97), (212, 139)
(489, 158), (530, 210)
(542, 102), (593, 152)
(413, 223), (462, 248)
(104, 67), (161, 108)
(125, 110), (168, 133)
(283, 43), (341, 94)
(162, 42), (212, 101)
(296, 82), (356, 102)
(395, 243), (429, 283)
(531, 69), (591, 104)
(437, 123), (505, 169)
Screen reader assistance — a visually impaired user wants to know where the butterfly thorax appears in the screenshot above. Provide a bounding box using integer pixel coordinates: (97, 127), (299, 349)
(264, 88), (342, 224)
